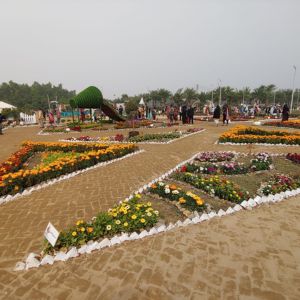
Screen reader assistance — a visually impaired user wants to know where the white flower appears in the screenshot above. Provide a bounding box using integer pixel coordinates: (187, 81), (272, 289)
(158, 182), (164, 186)
(165, 188), (170, 194)
(172, 190), (179, 194)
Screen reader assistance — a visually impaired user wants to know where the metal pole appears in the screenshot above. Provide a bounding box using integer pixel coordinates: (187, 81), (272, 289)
(290, 65), (297, 111)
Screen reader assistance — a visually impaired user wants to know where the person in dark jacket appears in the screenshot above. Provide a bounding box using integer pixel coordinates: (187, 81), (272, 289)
(0, 113), (5, 135)
(187, 106), (195, 124)
(182, 105), (187, 124)
(213, 105), (221, 126)
(282, 104), (289, 121)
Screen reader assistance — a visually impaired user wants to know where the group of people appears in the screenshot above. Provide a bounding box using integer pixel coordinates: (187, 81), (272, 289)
(37, 109), (61, 128)
(212, 104), (230, 126)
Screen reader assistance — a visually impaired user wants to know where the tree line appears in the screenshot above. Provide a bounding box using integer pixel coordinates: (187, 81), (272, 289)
(117, 85), (300, 115)
(0, 81), (299, 113)
(0, 81), (76, 112)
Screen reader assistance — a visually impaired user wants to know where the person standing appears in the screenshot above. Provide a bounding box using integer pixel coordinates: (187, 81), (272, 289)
(213, 105), (221, 126)
(0, 113), (5, 134)
(282, 104), (289, 121)
(182, 105), (187, 124)
(37, 109), (45, 128)
(56, 109), (61, 125)
(222, 104), (230, 125)
(118, 105), (123, 116)
(48, 111), (55, 126)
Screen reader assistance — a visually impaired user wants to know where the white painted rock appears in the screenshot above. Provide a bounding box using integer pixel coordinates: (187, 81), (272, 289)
(175, 220), (183, 227)
(139, 230), (149, 238)
(40, 255), (54, 265)
(98, 238), (111, 249)
(182, 219), (192, 226)
(199, 213), (209, 221)
(148, 228), (158, 235)
(191, 216), (201, 224)
(166, 223), (175, 230)
(208, 211), (217, 219)
(110, 236), (122, 245)
(14, 261), (26, 271)
(66, 247), (78, 258)
(217, 209), (226, 217)
(54, 252), (68, 262)
(78, 245), (88, 255)
(226, 207), (234, 215)
(233, 204), (242, 212)
(157, 224), (167, 232)
(86, 241), (99, 253)
(128, 232), (139, 240)
(248, 199), (257, 207)
(241, 200), (249, 208)
(26, 257), (40, 269)
(119, 233), (129, 242)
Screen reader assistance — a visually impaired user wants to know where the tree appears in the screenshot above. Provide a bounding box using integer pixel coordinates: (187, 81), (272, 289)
(125, 99), (139, 115)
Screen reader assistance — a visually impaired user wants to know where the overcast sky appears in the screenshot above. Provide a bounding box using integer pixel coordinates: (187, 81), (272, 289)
(0, 0), (299, 98)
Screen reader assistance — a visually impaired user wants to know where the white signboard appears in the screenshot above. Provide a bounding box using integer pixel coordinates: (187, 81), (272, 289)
(44, 222), (59, 247)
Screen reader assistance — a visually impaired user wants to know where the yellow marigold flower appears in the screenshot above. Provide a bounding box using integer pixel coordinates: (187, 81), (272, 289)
(123, 222), (128, 227)
(112, 213), (117, 217)
(76, 221), (81, 226)
(106, 225), (112, 230)
(135, 194), (141, 199)
(131, 215), (137, 220)
(140, 218), (146, 223)
(115, 220), (121, 225)
(80, 227), (85, 232)
(179, 197), (186, 204)
(147, 202), (152, 206)
(72, 231), (77, 237)
(147, 212), (152, 217)
(87, 227), (93, 233)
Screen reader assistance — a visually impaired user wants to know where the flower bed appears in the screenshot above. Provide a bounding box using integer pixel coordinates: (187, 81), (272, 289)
(219, 126), (300, 145)
(261, 174), (300, 195)
(43, 195), (159, 254)
(62, 129), (205, 144)
(149, 181), (206, 212)
(263, 120), (300, 129)
(128, 132), (181, 143)
(195, 151), (235, 162)
(0, 141), (138, 197)
(173, 172), (249, 203)
(181, 152), (272, 175)
(286, 153), (300, 164)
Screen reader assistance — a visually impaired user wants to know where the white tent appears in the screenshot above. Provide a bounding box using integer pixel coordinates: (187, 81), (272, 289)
(0, 101), (16, 112)
(139, 97), (145, 106)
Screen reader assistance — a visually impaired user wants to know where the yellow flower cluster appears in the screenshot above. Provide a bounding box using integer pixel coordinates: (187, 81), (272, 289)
(0, 141), (137, 191)
(220, 126), (300, 145)
(186, 191), (204, 206)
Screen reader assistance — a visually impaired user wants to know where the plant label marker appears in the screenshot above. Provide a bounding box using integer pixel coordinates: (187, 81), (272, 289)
(44, 222), (59, 247)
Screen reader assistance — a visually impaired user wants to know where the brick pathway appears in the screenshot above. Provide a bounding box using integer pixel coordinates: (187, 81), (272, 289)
(0, 122), (300, 299)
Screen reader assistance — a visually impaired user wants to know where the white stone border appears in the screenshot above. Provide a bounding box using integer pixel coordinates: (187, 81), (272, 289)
(217, 141), (300, 147)
(14, 150), (300, 271)
(59, 129), (206, 145)
(0, 150), (145, 206)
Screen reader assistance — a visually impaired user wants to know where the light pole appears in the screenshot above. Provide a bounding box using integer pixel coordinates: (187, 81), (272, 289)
(218, 79), (222, 106)
(290, 65), (297, 111)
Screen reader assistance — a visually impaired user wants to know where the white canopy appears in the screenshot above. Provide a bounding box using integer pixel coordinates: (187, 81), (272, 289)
(0, 101), (16, 110)
(139, 97), (145, 105)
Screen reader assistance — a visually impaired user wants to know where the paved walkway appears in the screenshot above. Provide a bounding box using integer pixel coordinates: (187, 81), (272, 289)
(0, 122), (300, 299)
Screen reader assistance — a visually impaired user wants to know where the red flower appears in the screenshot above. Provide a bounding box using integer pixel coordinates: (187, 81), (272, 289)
(181, 165), (187, 172)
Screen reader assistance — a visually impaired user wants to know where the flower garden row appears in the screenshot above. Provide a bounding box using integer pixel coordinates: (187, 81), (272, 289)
(263, 120), (300, 129)
(62, 128), (204, 144)
(219, 126), (300, 145)
(0, 141), (138, 197)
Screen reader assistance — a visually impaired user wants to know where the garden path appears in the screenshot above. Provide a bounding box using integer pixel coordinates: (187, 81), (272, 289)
(0, 122), (300, 299)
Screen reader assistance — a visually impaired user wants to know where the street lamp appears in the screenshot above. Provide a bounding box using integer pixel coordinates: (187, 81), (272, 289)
(218, 79), (222, 106)
(290, 65), (297, 111)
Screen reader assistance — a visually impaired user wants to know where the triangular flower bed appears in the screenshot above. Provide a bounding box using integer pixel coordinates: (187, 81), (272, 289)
(0, 141), (138, 197)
